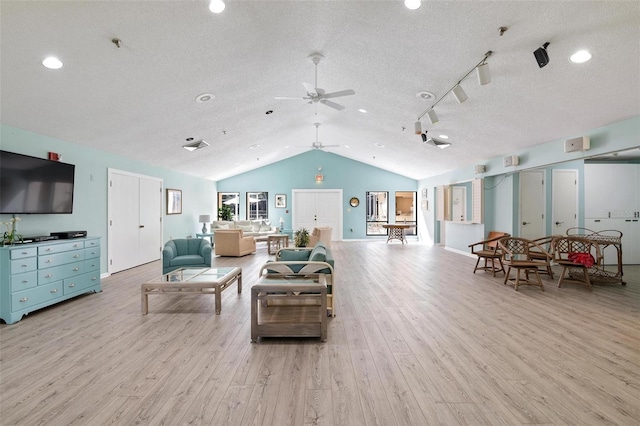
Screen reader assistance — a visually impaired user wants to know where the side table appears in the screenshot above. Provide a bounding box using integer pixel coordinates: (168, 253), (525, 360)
(196, 232), (214, 245)
(267, 234), (289, 254)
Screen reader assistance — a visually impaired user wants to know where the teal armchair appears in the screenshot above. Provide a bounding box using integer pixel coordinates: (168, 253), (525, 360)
(162, 238), (212, 274)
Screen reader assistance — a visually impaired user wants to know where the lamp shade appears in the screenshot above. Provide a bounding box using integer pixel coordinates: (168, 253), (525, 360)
(452, 85), (468, 103)
(199, 215), (211, 223)
(476, 63), (491, 85)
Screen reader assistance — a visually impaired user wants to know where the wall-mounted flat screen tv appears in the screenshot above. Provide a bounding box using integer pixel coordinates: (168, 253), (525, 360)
(0, 151), (75, 214)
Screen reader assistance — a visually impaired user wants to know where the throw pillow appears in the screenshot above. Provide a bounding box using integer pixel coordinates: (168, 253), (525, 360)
(260, 224), (272, 232)
(309, 245), (327, 262)
(239, 225), (253, 232)
(217, 224), (229, 230)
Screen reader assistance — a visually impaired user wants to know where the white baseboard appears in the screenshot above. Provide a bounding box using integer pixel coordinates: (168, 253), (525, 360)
(444, 246), (475, 258)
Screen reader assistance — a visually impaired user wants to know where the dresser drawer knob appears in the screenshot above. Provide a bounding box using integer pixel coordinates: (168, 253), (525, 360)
(21, 264), (28, 268)
(73, 267), (80, 271)
(21, 251), (28, 255)
(68, 283), (76, 288)
(19, 297), (28, 302)
(91, 276), (97, 281)
(73, 254), (80, 258)
(45, 273), (52, 278)
(22, 280), (28, 283)
(50, 288), (58, 293)
(45, 248), (52, 252)
(46, 259), (53, 263)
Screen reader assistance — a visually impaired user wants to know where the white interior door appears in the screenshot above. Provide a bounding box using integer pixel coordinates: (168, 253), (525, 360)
(292, 189), (342, 241)
(520, 170), (546, 239)
(108, 169), (163, 273)
(552, 169), (578, 235)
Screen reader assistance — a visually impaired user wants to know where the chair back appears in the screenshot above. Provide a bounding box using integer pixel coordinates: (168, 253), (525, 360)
(499, 237), (534, 262)
(484, 231), (510, 250)
(553, 236), (602, 266)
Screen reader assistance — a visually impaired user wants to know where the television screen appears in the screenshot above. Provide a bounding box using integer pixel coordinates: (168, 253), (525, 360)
(0, 151), (75, 214)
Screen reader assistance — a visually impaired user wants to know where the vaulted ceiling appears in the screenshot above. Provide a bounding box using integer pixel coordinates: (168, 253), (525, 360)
(2, 1), (638, 181)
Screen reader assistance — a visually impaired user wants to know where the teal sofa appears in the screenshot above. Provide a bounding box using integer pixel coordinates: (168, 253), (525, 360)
(261, 242), (335, 316)
(162, 238), (212, 274)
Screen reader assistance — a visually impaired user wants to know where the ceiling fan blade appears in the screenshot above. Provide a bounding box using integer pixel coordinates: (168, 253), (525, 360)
(302, 82), (317, 96)
(315, 87), (326, 95)
(275, 96), (307, 100)
(320, 99), (345, 110)
(322, 144), (340, 148)
(321, 89), (355, 99)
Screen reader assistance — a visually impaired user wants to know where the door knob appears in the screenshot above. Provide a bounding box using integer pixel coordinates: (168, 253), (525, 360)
(139, 225), (145, 228)
(522, 221), (529, 226)
(555, 221), (563, 226)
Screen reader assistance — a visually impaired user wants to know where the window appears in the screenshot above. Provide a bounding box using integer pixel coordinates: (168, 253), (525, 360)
(247, 192), (268, 220)
(218, 192), (239, 220)
(366, 191), (388, 235)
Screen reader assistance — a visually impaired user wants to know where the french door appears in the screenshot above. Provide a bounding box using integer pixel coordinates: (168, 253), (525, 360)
(292, 189), (342, 241)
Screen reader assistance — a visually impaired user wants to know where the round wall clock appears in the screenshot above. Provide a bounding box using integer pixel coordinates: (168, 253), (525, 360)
(349, 197), (359, 207)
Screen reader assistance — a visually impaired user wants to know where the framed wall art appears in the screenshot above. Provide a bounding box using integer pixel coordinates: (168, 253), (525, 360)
(166, 189), (182, 215)
(275, 194), (287, 208)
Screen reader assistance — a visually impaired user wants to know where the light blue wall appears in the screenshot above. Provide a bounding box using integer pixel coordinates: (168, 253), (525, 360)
(217, 150), (417, 239)
(419, 116), (640, 252)
(0, 125), (217, 272)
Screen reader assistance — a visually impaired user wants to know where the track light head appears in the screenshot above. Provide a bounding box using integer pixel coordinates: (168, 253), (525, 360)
(534, 42), (550, 68)
(421, 132), (427, 143)
(414, 121), (422, 135)
(476, 62), (491, 85)
(452, 84), (468, 103)
(427, 109), (439, 124)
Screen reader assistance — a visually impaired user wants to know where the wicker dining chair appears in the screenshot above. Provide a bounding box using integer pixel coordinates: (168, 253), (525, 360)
(528, 235), (558, 279)
(469, 231), (510, 276)
(552, 236), (603, 291)
(498, 237), (549, 291)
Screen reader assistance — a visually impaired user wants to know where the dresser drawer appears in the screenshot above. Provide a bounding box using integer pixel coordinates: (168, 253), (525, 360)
(12, 282), (63, 312)
(85, 239), (100, 249)
(84, 258), (100, 272)
(10, 247), (37, 260)
(10, 256), (37, 274)
(84, 246), (100, 259)
(39, 250), (85, 269)
(63, 272), (100, 295)
(11, 271), (38, 292)
(38, 262), (84, 285)
(38, 241), (85, 255)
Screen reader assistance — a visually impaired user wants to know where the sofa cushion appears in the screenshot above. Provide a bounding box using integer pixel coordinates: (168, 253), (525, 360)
(170, 255), (207, 267)
(238, 225), (253, 232)
(279, 250), (311, 262)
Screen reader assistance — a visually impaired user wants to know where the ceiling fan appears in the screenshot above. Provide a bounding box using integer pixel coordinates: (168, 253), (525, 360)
(275, 53), (355, 111)
(301, 123), (340, 150)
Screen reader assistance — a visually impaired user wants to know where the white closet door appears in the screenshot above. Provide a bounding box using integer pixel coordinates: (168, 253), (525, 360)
(109, 172), (140, 273)
(552, 170), (578, 235)
(138, 177), (162, 264)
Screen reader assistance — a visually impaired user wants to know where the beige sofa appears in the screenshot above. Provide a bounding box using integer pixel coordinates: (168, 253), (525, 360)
(211, 220), (278, 238)
(214, 229), (256, 257)
(309, 226), (332, 247)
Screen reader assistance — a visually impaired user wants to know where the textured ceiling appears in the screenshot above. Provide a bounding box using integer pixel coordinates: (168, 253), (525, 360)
(1, 1), (639, 181)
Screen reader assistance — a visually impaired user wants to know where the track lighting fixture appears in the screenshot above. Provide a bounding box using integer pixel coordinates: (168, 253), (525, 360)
(421, 132), (452, 149)
(417, 50), (492, 123)
(414, 121), (422, 135)
(452, 85), (468, 104)
(182, 139), (210, 151)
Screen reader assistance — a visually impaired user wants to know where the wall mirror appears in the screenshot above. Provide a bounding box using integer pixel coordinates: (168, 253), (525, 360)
(247, 192), (268, 220)
(218, 192), (239, 220)
(366, 191), (388, 235)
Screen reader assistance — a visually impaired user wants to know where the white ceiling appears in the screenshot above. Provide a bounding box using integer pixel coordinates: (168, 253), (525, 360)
(1, 1), (639, 181)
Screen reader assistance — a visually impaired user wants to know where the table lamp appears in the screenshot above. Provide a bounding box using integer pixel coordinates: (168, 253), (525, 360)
(279, 217), (284, 232)
(199, 215), (211, 234)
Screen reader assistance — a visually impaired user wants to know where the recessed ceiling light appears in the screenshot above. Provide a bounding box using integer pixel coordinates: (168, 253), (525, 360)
(374, 142), (385, 148)
(284, 145), (291, 149)
(570, 50), (592, 63)
(439, 135), (449, 139)
(209, 0), (226, 13)
(42, 56), (63, 69)
(196, 93), (214, 103)
(358, 109), (367, 113)
(404, 0), (421, 10)
(249, 144), (260, 150)
(416, 91), (435, 101)
(344, 145), (350, 149)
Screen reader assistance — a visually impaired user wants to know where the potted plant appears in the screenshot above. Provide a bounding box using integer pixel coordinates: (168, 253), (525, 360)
(2, 216), (22, 246)
(218, 204), (233, 221)
(294, 227), (310, 247)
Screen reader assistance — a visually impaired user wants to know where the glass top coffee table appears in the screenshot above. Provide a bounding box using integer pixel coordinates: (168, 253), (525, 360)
(141, 267), (242, 315)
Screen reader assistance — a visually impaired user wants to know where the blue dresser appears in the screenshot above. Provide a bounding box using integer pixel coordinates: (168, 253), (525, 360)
(0, 237), (101, 324)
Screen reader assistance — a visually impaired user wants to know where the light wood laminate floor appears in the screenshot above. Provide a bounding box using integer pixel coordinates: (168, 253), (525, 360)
(1, 241), (638, 425)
